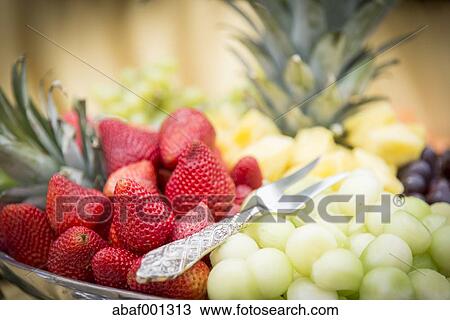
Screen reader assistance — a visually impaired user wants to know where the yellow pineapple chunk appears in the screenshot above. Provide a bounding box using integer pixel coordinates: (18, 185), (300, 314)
(311, 146), (356, 178)
(238, 134), (294, 181)
(290, 126), (336, 167)
(232, 109), (280, 148)
(365, 123), (426, 167)
(344, 101), (397, 147)
(353, 148), (404, 194)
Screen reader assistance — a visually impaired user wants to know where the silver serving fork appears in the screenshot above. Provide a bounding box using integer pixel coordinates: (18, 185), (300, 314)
(136, 158), (348, 283)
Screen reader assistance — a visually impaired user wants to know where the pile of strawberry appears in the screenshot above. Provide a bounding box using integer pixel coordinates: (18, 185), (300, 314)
(0, 108), (263, 299)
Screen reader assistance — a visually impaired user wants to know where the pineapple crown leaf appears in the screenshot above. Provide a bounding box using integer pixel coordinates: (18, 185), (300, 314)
(0, 57), (106, 205)
(226, 0), (421, 136)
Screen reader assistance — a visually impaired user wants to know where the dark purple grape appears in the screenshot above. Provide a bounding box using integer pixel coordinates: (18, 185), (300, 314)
(421, 147), (437, 168)
(407, 192), (427, 202)
(402, 160), (433, 182)
(402, 173), (427, 194)
(440, 150), (450, 179)
(427, 178), (450, 204)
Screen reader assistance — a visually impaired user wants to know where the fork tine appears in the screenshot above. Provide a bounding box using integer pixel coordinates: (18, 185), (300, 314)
(265, 157), (320, 192)
(293, 172), (349, 199)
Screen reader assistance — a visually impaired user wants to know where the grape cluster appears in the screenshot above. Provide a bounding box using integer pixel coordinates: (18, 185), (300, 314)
(207, 171), (450, 300)
(399, 147), (450, 204)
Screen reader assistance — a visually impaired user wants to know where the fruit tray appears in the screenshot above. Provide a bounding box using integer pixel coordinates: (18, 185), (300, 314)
(0, 252), (159, 299)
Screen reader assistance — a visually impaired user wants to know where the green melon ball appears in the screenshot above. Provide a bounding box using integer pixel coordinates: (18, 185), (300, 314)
(246, 248), (293, 298)
(402, 196), (432, 220)
(430, 225), (450, 277)
(359, 267), (415, 300)
(287, 278), (338, 300)
(210, 233), (258, 266)
(409, 268), (450, 299)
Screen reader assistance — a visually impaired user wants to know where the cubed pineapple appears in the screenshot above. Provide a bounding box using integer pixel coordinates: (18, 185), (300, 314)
(238, 134), (294, 181)
(311, 146), (356, 179)
(365, 123), (426, 167)
(344, 101), (397, 147)
(290, 127), (336, 168)
(232, 109), (280, 148)
(353, 148), (404, 194)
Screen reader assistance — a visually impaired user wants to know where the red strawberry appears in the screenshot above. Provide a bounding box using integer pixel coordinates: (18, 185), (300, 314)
(128, 258), (209, 299)
(99, 119), (160, 175)
(108, 213), (121, 247)
(234, 184), (253, 205)
(103, 160), (158, 197)
(0, 204), (54, 268)
(159, 108), (215, 169)
(46, 175), (112, 235)
(92, 247), (138, 289)
(113, 179), (174, 255)
(165, 141), (235, 218)
(47, 226), (107, 281)
(171, 201), (214, 241)
(231, 156), (263, 189)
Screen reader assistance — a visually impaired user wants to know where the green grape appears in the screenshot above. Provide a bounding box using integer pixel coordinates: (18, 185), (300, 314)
(285, 224), (337, 276)
(287, 278), (338, 300)
(422, 214), (447, 233)
(349, 233), (375, 257)
(338, 169), (382, 216)
(247, 248), (293, 298)
(402, 196), (432, 220)
(210, 233), (258, 266)
(246, 214), (295, 251)
(311, 248), (364, 291)
(430, 202), (450, 219)
(384, 210), (432, 254)
(359, 267), (415, 300)
(430, 225), (450, 277)
(207, 259), (262, 299)
(409, 268), (450, 299)
(413, 253), (438, 271)
(361, 234), (412, 273)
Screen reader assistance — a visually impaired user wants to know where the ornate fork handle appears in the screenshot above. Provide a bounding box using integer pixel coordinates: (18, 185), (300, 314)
(136, 205), (260, 283)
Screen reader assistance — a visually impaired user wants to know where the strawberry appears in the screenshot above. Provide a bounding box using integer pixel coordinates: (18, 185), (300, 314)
(92, 247), (138, 289)
(159, 108), (215, 169)
(0, 204), (54, 268)
(113, 179), (174, 255)
(234, 184), (253, 205)
(165, 141), (235, 218)
(128, 258), (209, 299)
(47, 226), (107, 281)
(171, 201), (214, 241)
(231, 156), (263, 189)
(46, 175), (112, 235)
(99, 119), (160, 175)
(103, 160), (158, 197)
(108, 213), (121, 247)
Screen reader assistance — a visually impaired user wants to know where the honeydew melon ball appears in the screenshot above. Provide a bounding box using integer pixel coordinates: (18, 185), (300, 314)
(409, 268), (450, 299)
(359, 267), (415, 300)
(384, 210), (432, 255)
(349, 233), (375, 257)
(210, 233), (258, 266)
(365, 211), (384, 236)
(285, 224), (337, 276)
(430, 226), (450, 277)
(287, 278), (338, 300)
(413, 253), (438, 271)
(247, 214), (295, 251)
(207, 259), (262, 299)
(246, 248), (293, 298)
(338, 169), (382, 216)
(402, 196), (431, 220)
(422, 214), (447, 233)
(311, 248), (364, 291)
(430, 202), (450, 219)
(361, 234), (412, 273)
(347, 216), (367, 236)
(316, 219), (349, 248)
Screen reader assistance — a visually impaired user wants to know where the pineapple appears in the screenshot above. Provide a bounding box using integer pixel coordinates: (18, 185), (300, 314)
(226, 0), (412, 137)
(0, 57), (105, 207)
(238, 134), (294, 181)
